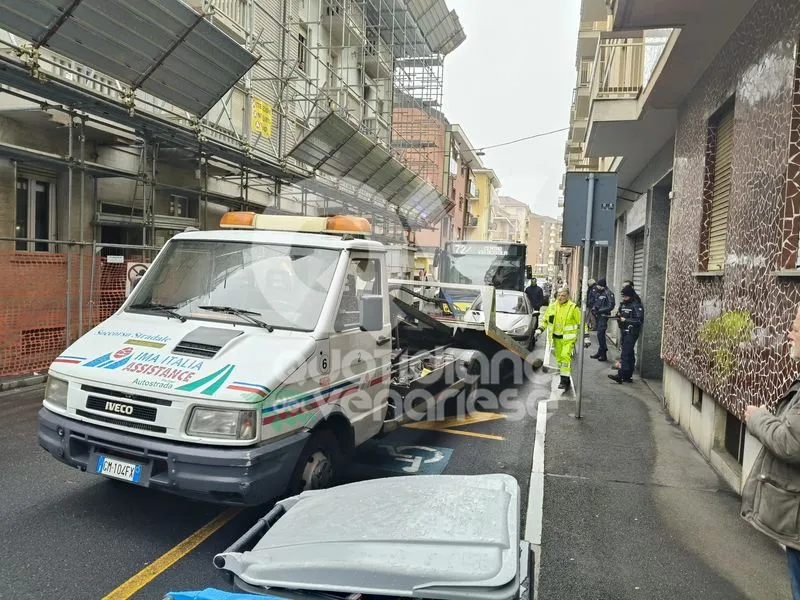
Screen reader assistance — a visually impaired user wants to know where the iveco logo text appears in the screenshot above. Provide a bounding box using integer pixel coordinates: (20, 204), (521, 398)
(104, 401), (134, 415)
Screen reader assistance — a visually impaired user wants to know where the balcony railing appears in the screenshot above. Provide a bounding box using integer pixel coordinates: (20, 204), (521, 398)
(592, 36), (645, 99)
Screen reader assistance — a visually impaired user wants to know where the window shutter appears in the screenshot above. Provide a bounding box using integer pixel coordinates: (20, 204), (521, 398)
(632, 233), (645, 291)
(708, 110), (734, 271)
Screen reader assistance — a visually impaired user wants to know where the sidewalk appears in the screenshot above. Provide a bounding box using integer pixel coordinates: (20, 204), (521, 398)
(536, 343), (788, 599)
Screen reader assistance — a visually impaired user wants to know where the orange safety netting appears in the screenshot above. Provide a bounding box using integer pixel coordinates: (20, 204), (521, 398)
(0, 251), (135, 377)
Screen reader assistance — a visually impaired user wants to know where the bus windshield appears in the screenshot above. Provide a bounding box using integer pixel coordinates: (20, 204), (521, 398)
(441, 242), (526, 298)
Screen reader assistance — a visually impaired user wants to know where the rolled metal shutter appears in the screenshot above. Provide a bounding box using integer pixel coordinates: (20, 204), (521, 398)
(632, 233), (645, 291)
(708, 109), (734, 271)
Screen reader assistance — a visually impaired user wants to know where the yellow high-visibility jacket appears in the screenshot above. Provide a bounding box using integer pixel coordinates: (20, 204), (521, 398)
(540, 299), (582, 342)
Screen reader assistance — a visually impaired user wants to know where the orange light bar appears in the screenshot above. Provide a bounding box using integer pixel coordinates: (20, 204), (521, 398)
(325, 215), (372, 235)
(220, 211), (257, 229)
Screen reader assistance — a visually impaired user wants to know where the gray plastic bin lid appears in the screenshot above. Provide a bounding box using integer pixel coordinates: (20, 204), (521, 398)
(216, 474), (521, 600)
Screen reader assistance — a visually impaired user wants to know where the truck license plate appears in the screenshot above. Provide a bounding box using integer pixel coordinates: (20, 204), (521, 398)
(95, 455), (142, 483)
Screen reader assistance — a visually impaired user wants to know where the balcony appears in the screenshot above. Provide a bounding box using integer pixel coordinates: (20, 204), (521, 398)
(589, 0), (758, 186)
(189, 0), (248, 42)
(585, 30), (678, 185)
(324, 0), (366, 45)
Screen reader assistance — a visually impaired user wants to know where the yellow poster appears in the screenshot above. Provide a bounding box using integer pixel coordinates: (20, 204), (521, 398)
(251, 97), (272, 138)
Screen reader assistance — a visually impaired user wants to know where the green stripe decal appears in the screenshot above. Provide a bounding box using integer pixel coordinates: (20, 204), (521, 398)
(176, 364), (234, 393)
(201, 365), (236, 396)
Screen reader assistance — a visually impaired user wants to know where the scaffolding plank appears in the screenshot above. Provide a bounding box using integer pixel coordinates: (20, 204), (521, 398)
(0, 0), (258, 116)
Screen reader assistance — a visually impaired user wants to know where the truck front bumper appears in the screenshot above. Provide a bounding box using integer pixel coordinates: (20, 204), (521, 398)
(38, 408), (309, 505)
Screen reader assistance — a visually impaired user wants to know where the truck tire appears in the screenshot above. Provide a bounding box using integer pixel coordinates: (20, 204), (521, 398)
(287, 429), (342, 495)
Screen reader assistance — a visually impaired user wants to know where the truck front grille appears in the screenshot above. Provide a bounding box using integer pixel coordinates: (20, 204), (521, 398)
(80, 385), (172, 407)
(76, 410), (167, 433)
(85, 396), (157, 422)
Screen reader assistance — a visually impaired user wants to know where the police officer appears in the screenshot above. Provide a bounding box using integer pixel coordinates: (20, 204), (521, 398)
(609, 284), (644, 383)
(590, 277), (615, 362)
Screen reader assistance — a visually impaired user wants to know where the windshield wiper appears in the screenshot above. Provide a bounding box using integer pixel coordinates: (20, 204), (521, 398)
(128, 302), (187, 322)
(198, 305), (274, 332)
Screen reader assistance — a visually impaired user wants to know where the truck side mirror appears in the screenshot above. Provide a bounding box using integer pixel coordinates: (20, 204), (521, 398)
(359, 295), (383, 332)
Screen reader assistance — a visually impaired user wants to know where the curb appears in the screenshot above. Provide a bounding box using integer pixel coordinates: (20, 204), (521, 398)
(0, 372), (47, 392)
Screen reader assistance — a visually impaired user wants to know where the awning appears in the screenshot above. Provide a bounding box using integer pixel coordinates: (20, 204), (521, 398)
(288, 112), (450, 228)
(1, 0), (258, 116)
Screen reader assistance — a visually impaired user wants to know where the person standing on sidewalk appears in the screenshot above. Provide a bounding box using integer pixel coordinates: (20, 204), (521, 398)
(525, 278), (545, 312)
(586, 278), (597, 331)
(742, 304), (800, 599)
(537, 287), (582, 391)
(590, 277), (615, 362)
(608, 284), (643, 384)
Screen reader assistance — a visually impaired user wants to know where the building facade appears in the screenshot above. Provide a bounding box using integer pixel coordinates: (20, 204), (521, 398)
(572, 0), (800, 492)
(468, 168), (501, 241)
(491, 196), (530, 244)
(527, 214), (562, 277)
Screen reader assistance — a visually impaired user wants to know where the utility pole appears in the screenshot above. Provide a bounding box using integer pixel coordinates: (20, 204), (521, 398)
(574, 174), (595, 419)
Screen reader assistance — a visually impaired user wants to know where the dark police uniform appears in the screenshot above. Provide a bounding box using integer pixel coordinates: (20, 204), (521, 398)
(591, 281), (615, 360)
(616, 296), (644, 381)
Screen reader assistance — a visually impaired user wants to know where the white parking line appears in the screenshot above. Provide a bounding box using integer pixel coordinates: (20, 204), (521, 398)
(525, 374), (561, 600)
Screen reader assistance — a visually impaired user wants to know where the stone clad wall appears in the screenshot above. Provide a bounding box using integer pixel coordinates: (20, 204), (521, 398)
(663, 0), (800, 415)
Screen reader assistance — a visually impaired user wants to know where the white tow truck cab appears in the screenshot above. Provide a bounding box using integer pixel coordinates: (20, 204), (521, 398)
(38, 213), (479, 505)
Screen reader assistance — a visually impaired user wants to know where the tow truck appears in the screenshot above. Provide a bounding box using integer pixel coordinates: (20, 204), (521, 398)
(38, 213), (539, 505)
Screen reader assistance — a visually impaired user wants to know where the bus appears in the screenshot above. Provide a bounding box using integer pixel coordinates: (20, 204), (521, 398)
(437, 241), (529, 312)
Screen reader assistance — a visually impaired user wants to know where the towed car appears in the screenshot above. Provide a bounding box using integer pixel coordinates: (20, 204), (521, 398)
(464, 290), (538, 349)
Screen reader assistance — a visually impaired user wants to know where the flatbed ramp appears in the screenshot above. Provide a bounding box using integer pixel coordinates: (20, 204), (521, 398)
(388, 279), (543, 370)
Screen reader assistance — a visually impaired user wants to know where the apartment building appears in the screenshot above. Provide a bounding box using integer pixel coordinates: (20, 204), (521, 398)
(0, 0), (465, 377)
(571, 0), (800, 492)
(412, 124), (483, 247)
(527, 214), (562, 277)
(490, 196), (530, 244)
(466, 168), (500, 241)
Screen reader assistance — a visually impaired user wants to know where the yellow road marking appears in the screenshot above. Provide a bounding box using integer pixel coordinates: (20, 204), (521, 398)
(102, 507), (241, 600)
(404, 411), (506, 440)
(431, 428), (506, 441)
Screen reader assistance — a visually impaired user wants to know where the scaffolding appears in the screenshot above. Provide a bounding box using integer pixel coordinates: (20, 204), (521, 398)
(0, 0), (464, 376)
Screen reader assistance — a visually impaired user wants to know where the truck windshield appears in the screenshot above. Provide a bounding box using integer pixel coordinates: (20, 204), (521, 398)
(127, 239), (340, 332)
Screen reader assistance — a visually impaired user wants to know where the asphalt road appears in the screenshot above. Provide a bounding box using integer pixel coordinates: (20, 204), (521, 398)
(0, 372), (544, 600)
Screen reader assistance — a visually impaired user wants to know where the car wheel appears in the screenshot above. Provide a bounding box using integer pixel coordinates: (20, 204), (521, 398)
(287, 429), (342, 495)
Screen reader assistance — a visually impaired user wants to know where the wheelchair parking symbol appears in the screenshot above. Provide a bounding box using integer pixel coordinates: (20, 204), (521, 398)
(378, 444), (453, 474)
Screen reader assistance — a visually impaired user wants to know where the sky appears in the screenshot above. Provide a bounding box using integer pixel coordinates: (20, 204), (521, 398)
(441, 0), (581, 219)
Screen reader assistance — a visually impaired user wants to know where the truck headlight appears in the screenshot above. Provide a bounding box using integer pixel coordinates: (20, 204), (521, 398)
(45, 376), (69, 409)
(187, 408), (257, 440)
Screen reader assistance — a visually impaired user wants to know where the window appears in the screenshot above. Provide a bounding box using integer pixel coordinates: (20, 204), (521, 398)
(335, 258), (381, 331)
(691, 384), (703, 410)
(298, 29), (309, 73)
(15, 176), (55, 252)
(700, 100), (735, 272)
(723, 409), (745, 466)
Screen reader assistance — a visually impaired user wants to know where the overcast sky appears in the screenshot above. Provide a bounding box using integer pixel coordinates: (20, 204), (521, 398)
(442, 0), (580, 219)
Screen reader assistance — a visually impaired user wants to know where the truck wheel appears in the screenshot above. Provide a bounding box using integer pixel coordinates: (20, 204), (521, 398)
(288, 429), (341, 495)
